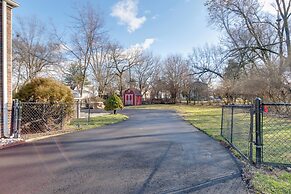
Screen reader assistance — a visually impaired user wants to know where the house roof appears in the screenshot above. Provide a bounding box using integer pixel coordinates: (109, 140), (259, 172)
(124, 88), (142, 96)
(5, 0), (20, 7)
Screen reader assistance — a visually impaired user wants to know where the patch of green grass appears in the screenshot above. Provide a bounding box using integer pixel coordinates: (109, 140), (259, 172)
(252, 170), (291, 194)
(262, 116), (291, 164)
(68, 114), (128, 131)
(179, 106), (223, 141)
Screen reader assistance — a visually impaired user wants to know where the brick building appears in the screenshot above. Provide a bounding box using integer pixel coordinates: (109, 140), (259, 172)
(0, 0), (19, 138)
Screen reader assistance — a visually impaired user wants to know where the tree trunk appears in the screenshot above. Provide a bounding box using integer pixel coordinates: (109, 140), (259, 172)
(119, 75), (123, 97)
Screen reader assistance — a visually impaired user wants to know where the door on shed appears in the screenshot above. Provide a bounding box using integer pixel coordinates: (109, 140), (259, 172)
(125, 94), (134, 105)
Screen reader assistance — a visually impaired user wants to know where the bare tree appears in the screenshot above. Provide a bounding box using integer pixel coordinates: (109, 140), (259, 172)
(163, 55), (189, 102)
(181, 73), (193, 104)
(13, 17), (62, 91)
(206, 0), (278, 65)
(55, 3), (105, 96)
(133, 53), (160, 98)
(275, 0), (291, 68)
(89, 39), (115, 97)
(189, 44), (225, 82)
(109, 43), (143, 96)
(149, 71), (167, 100)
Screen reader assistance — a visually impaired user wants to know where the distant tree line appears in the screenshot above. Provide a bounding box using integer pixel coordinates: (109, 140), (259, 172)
(12, 3), (210, 104)
(15, 0), (290, 104)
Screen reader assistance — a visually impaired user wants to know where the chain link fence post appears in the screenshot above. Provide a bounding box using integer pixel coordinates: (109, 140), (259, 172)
(11, 99), (18, 138)
(249, 107), (254, 162)
(87, 99), (91, 124)
(230, 106), (234, 143)
(76, 100), (80, 129)
(221, 106), (224, 136)
(11, 99), (22, 138)
(17, 101), (22, 138)
(255, 97), (263, 166)
(61, 103), (64, 130)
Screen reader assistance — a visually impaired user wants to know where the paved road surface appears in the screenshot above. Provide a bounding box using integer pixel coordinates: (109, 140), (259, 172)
(0, 109), (248, 194)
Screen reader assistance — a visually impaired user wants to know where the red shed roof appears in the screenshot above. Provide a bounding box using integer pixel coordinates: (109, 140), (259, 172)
(124, 88), (142, 96)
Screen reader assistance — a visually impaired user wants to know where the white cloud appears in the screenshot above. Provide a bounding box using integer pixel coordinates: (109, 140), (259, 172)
(111, 0), (146, 33)
(124, 38), (155, 54)
(131, 38), (155, 50)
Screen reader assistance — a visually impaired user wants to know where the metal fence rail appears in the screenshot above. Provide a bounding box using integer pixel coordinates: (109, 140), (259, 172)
(221, 98), (291, 167)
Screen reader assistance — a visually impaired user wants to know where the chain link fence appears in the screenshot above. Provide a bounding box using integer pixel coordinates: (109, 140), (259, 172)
(19, 102), (67, 139)
(10, 100), (107, 140)
(262, 103), (291, 165)
(72, 100), (106, 127)
(221, 99), (291, 167)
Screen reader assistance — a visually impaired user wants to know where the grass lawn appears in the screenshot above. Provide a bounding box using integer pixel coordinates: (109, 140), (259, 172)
(129, 104), (291, 194)
(68, 114), (128, 131)
(252, 168), (291, 194)
(262, 115), (291, 164)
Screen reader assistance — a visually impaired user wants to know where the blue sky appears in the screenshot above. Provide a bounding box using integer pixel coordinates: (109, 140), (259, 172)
(14, 0), (220, 57)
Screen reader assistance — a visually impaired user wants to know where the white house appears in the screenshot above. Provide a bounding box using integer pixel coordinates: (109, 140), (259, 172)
(72, 85), (98, 100)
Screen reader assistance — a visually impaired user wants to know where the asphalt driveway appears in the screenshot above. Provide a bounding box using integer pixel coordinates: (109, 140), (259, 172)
(0, 109), (248, 194)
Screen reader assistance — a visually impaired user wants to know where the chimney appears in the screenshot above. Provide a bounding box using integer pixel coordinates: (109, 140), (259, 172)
(0, 0), (19, 138)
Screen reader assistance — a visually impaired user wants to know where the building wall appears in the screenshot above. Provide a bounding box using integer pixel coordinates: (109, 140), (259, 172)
(7, 6), (12, 136)
(0, 2), (13, 138)
(0, 1), (3, 138)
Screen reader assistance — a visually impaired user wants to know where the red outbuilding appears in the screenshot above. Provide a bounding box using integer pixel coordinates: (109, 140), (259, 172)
(123, 88), (142, 106)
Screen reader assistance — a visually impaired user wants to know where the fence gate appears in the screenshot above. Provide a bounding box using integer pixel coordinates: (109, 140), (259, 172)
(221, 98), (291, 167)
(221, 104), (255, 163)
